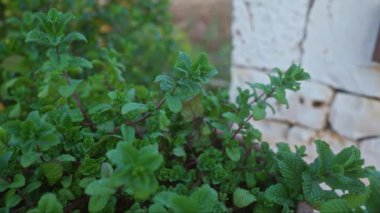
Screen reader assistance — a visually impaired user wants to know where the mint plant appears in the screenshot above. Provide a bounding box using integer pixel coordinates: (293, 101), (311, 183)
(0, 8), (379, 213)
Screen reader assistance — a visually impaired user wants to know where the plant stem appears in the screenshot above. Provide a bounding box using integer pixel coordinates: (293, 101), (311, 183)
(63, 72), (96, 132)
(231, 88), (275, 140)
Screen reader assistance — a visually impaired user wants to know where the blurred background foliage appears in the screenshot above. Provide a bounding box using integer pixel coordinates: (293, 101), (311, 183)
(0, 0), (231, 88)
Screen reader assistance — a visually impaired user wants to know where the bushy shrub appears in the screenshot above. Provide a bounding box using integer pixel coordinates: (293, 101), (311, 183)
(0, 8), (379, 213)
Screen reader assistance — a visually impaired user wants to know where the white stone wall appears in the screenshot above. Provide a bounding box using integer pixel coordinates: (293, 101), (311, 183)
(231, 0), (380, 167)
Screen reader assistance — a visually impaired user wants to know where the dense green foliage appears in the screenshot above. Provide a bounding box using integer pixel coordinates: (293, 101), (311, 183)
(0, 0), (178, 84)
(1, 7), (380, 213)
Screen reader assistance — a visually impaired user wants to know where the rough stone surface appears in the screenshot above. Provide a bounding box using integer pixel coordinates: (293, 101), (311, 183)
(287, 127), (356, 162)
(253, 120), (289, 145)
(267, 81), (334, 130)
(231, 0), (380, 166)
(330, 93), (380, 140)
(231, 66), (335, 129)
(303, 0), (380, 98)
(231, 0), (309, 69)
(360, 138), (380, 169)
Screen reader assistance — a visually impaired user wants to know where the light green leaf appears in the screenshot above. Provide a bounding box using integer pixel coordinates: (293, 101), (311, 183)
(56, 154), (76, 162)
(120, 124), (135, 143)
(190, 185), (218, 212)
(274, 87), (288, 105)
(101, 163), (114, 178)
(173, 146), (186, 157)
(121, 103), (148, 115)
(58, 79), (82, 98)
(165, 93), (182, 113)
(233, 188), (256, 208)
(222, 112), (242, 123)
(21, 152), (41, 168)
(85, 179), (116, 196)
(252, 105), (266, 121)
(88, 196), (110, 213)
(36, 193), (63, 213)
(226, 147), (241, 162)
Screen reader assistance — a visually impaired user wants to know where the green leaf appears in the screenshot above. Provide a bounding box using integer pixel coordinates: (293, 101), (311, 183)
(315, 140), (334, 175)
(155, 75), (175, 91)
(120, 125), (135, 143)
(41, 162), (63, 185)
(88, 196), (110, 213)
(274, 87), (288, 106)
(222, 112), (242, 123)
(276, 152), (307, 194)
(58, 79), (82, 98)
(121, 103), (148, 115)
(264, 183), (293, 207)
(173, 146), (186, 157)
(149, 204), (167, 213)
(0, 178), (9, 192)
(85, 179), (116, 196)
(320, 199), (351, 213)
(332, 146), (361, 169)
(190, 185), (218, 212)
(252, 105), (266, 121)
(36, 193), (63, 213)
(21, 151), (41, 168)
(170, 196), (199, 213)
(101, 163), (114, 178)
(62, 32), (87, 43)
(9, 103), (21, 118)
(175, 51), (192, 73)
(233, 188), (256, 208)
(56, 154), (76, 162)
(367, 175), (380, 212)
(9, 174), (25, 189)
(165, 93), (182, 113)
(226, 147), (241, 162)
(47, 8), (60, 23)
(25, 29), (50, 45)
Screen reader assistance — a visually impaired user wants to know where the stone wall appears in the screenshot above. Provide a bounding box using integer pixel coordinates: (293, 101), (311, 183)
(230, 0), (380, 167)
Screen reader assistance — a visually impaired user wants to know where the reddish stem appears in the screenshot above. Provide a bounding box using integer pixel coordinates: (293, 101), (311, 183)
(63, 72), (96, 132)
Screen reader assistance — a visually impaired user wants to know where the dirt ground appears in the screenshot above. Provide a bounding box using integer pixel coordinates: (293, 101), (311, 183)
(170, 0), (232, 84)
